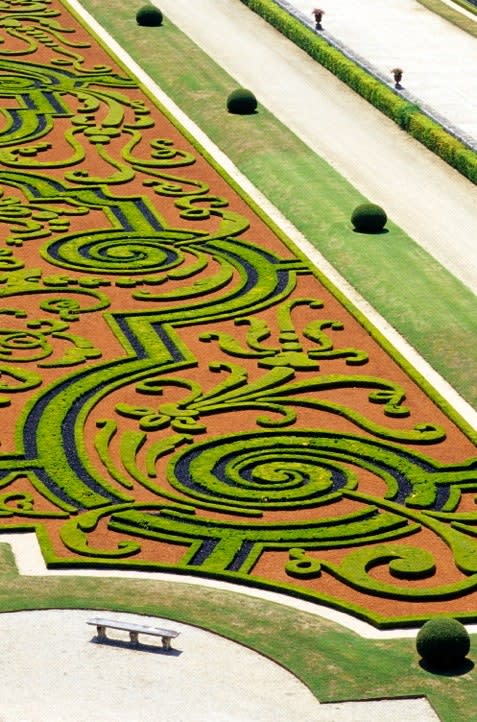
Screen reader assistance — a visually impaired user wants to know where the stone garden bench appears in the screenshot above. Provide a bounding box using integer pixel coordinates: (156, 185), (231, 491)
(87, 617), (180, 650)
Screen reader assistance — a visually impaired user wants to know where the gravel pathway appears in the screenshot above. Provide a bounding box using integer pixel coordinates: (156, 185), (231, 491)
(0, 609), (441, 722)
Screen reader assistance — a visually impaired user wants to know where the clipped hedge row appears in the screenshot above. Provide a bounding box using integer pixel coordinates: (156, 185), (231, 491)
(238, 0), (477, 184)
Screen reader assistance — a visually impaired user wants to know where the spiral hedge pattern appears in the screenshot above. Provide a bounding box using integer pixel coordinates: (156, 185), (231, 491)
(0, 0), (474, 629)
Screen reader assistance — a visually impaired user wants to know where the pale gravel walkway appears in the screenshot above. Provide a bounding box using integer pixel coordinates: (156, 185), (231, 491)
(0, 609), (320, 722)
(0, 530), (456, 720)
(0, 609), (441, 722)
(287, 0), (477, 144)
(153, 0), (477, 296)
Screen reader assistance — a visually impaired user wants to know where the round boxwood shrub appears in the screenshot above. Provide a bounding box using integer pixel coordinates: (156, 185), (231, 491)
(416, 617), (470, 669)
(351, 203), (387, 233)
(226, 88), (258, 115)
(136, 5), (163, 26)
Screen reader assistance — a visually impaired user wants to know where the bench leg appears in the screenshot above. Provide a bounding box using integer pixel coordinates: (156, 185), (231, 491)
(161, 636), (172, 651)
(129, 631), (139, 645)
(96, 625), (107, 641)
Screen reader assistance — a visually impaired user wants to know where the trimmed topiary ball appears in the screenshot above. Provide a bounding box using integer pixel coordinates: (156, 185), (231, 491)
(226, 88), (258, 115)
(351, 203), (387, 233)
(416, 617), (470, 669)
(136, 5), (163, 26)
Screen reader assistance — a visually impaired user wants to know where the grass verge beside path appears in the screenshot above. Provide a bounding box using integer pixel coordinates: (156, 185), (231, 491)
(418, 0), (477, 36)
(0, 544), (475, 722)
(73, 0), (477, 411)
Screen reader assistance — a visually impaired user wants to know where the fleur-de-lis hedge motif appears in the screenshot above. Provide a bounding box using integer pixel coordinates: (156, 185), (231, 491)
(0, 0), (475, 628)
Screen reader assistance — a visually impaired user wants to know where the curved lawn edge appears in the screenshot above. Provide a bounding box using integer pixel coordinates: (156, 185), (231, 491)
(0, 542), (472, 722)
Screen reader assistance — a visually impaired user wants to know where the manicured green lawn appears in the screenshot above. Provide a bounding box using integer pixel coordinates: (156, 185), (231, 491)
(74, 0), (477, 411)
(0, 542), (475, 722)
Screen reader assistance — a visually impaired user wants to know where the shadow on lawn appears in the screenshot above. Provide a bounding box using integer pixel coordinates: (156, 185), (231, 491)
(352, 228), (390, 235)
(419, 658), (474, 677)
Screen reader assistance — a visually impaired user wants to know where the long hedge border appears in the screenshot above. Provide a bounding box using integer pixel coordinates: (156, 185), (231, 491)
(238, 0), (477, 184)
(0, 0), (475, 632)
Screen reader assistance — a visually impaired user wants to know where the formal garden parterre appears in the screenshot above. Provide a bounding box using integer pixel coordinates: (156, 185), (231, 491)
(0, 0), (475, 632)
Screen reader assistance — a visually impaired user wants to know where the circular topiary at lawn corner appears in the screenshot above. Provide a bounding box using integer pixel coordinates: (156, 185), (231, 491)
(136, 5), (163, 26)
(416, 617), (471, 669)
(226, 88), (258, 115)
(351, 203), (387, 233)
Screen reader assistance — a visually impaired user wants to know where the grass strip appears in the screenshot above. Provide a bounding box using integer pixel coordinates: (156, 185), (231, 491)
(417, 0), (477, 36)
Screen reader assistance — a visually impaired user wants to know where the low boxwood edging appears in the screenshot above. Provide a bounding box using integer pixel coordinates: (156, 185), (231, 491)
(238, 0), (477, 184)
